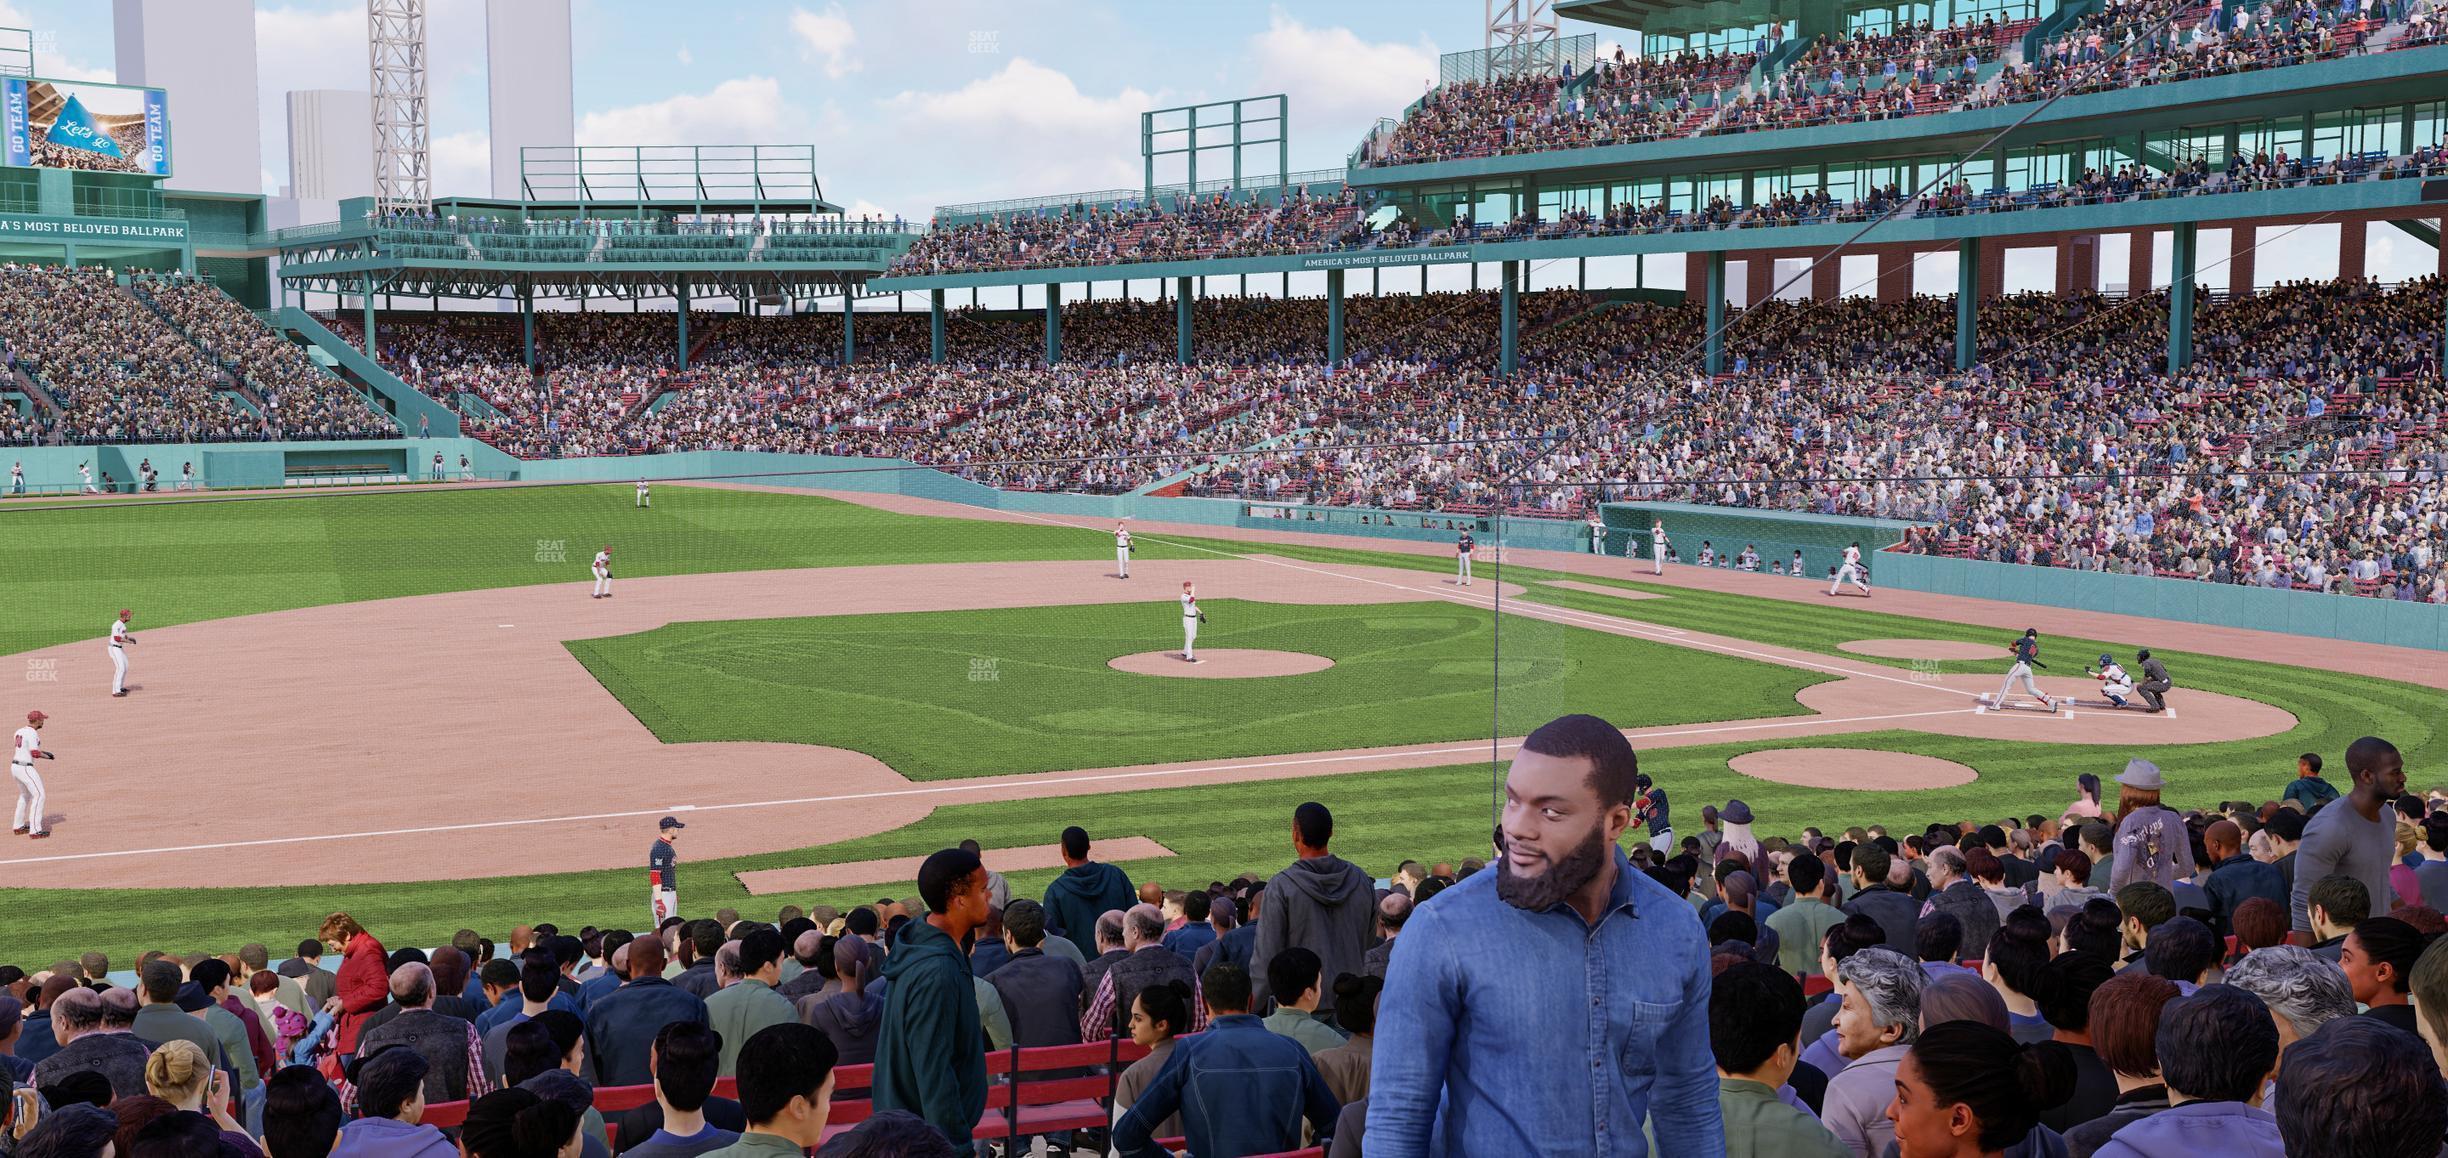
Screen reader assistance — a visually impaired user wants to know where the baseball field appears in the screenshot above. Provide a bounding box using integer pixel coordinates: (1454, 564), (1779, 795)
(0, 480), (2438, 965)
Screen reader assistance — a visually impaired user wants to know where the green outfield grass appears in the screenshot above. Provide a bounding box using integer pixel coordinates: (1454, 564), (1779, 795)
(565, 600), (1824, 778)
(0, 484), (1204, 656)
(0, 486), (2439, 964)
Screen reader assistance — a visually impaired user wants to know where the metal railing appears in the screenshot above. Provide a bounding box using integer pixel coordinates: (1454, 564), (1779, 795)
(935, 169), (1348, 221)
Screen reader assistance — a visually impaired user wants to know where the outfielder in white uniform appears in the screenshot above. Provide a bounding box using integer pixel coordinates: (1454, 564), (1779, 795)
(1456, 531), (1475, 586)
(592, 547), (614, 598)
(1650, 521), (1669, 575)
(1829, 541), (1871, 596)
(1588, 514), (1606, 555)
(12, 710), (51, 838)
(1180, 581), (1205, 663)
(636, 479), (651, 508)
(1115, 524), (1133, 578)
(107, 609), (135, 696)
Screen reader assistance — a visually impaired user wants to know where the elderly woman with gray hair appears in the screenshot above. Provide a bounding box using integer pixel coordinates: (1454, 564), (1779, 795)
(1820, 946), (1923, 1157)
(2224, 944), (2356, 1104)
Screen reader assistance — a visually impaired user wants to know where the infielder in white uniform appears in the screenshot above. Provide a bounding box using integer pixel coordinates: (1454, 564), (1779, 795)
(1829, 540), (1871, 596)
(592, 546), (614, 598)
(1180, 581), (1206, 663)
(1114, 524), (1133, 578)
(107, 609), (135, 696)
(636, 478), (651, 508)
(1649, 520), (1669, 575)
(12, 709), (51, 838)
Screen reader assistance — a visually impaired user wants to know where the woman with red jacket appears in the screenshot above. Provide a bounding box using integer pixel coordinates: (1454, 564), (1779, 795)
(320, 911), (389, 1061)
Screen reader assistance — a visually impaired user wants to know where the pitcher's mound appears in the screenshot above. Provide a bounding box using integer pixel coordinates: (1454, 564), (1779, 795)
(1109, 649), (1336, 678)
(1840, 638), (2010, 660)
(1732, 748), (1980, 790)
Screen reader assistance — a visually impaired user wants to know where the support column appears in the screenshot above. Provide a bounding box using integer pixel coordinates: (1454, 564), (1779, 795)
(2126, 229), (2154, 297)
(361, 274), (377, 357)
(841, 296), (855, 365)
(1811, 257), (1840, 302)
(1326, 268), (1345, 366)
(1956, 239), (1979, 370)
(2057, 234), (2098, 297)
(1499, 261), (1519, 377)
(519, 284), (535, 369)
(675, 280), (690, 370)
(1877, 251), (1911, 302)
(1745, 255), (1774, 307)
(2169, 222), (2197, 373)
(929, 288), (946, 364)
(1977, 237), (2006, 301)
(2339, 221), (2368, 284)
(2228, 226), (2256, 299)
(1686, 252), (1708, 300)
(1703, 252), (1726, 376)
(1044, 282), (1063, 364)
(1174, 276), (1193, 365)
(1577, 257), (1587, 291)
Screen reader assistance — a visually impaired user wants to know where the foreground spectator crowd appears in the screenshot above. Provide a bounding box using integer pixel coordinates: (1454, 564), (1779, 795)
(3, 725), (2444, 1158)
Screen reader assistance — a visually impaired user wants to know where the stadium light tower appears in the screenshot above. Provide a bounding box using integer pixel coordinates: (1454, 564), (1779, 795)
(1486, 0), (1559, 75)
(369, 0), (431, 213)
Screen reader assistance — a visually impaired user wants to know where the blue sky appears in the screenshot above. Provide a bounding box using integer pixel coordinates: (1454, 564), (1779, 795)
(12, 1), (2430, 287)
(15, 0), (1513, 218)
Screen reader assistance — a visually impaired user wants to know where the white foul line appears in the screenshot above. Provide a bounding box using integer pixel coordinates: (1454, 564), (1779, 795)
(0, 706), (1973, 869)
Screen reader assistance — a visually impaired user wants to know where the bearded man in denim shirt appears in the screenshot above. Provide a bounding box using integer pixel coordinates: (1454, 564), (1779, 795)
(1368, 713), (1723, 1157)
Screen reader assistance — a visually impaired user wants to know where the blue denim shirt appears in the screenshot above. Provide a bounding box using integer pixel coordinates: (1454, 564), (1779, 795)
(1368, 847), (1724, 1157)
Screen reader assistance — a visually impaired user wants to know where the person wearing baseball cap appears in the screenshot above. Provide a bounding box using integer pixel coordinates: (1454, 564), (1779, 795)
(650, 816), (685, 923)
(13, 710), (53, 838)
(593, 546), (614, 600)
(108, 609), (136, 697)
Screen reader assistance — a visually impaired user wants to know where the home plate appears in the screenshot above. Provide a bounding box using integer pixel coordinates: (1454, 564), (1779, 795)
(1975, 694), (2061, 714)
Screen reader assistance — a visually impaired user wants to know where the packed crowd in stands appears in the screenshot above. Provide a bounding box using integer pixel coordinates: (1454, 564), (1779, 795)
(4, 725), (2444, 1157)
(0, 265), (264, 445)
(891, 191), (1365, 276)
(133, 277), (395, 441)
(1988, 0), (2412, 105)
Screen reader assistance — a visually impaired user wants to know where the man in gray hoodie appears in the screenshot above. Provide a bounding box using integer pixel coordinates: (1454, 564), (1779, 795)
(1252, 802), (1374, 1017)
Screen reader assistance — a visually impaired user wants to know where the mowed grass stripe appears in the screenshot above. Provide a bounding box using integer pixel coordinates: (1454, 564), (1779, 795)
(562, 599), (1827, 779)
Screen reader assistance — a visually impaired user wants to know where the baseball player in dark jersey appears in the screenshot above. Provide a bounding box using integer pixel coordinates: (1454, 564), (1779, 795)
(650, 816), (685, 922)
(1456, 530), (1475, 586)
(1993, 628), (2054, 710)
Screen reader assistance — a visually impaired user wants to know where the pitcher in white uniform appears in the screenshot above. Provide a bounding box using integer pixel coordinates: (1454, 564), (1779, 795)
(107, 609), (135, 696)
(1829, 541), (1871, 597)
(12, 710), (51, 838)
(592, 546), (614, 598)
(1115, 524), (1133, 578)
(1180, 581), (1205, 663)
(1649, 520), (1669, 575)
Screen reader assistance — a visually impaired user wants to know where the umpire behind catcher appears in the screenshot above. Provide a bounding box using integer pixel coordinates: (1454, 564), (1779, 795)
(2134, 650), (2174, 713)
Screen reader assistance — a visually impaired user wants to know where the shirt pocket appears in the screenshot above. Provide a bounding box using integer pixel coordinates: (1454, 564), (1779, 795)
(1613, 998), (1684, 1078)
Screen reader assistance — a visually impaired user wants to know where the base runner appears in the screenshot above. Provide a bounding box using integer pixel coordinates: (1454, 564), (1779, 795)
(1993, 628), (2054, 710)
(1180, 580), (1206, 663)
(592, 546), (613, 599)
(649, 816), (684, 922)
(1456, 530), (1474, 586)
(1115, 523), (1133, 578)
(1828, 540), (1871, 597)
(12, 710), (52, 838)
(107, 609), (135, 697)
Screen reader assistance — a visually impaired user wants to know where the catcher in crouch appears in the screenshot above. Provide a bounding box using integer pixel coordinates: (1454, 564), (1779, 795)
(2084, 653), (2138, 708)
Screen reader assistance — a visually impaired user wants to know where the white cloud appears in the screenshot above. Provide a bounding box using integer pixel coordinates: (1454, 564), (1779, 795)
(432, 129), (490, 199)
(676, 45), (693, 66)
(790, 5), (859, 79)
(879, 58), (1157, 201)
(1244, 10), (1438, 128)
(4, 6), (111, 82)
(577, 76), (807, 145)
